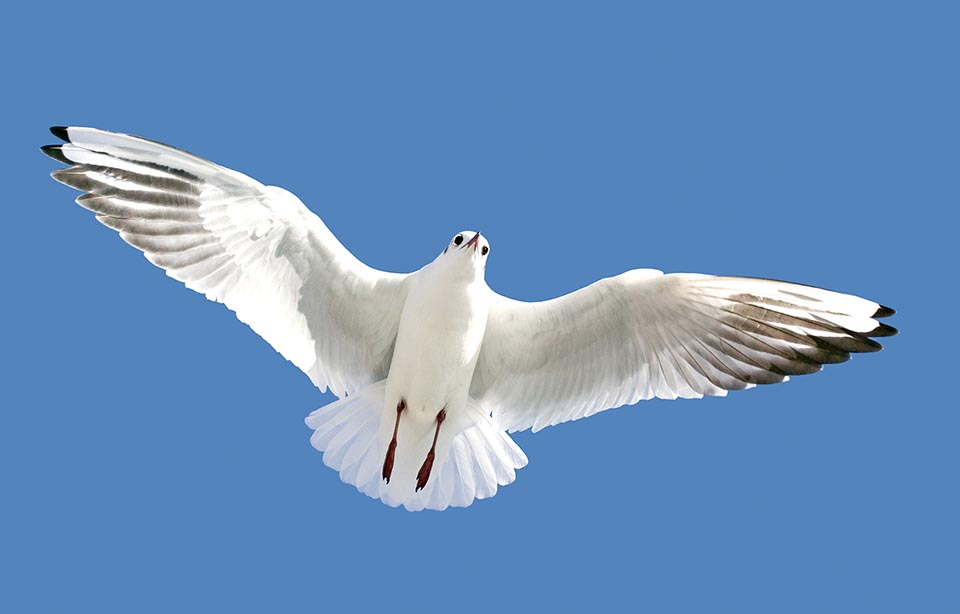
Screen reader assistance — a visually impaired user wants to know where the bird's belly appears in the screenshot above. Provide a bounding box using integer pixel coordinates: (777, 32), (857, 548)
(385, 284), (487, 423)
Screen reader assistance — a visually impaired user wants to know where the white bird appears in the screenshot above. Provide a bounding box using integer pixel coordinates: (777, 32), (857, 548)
(43, 126), (897, 511)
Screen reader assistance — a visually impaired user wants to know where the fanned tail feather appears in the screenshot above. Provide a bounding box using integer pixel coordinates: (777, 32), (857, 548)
(305, 381), (527, 511)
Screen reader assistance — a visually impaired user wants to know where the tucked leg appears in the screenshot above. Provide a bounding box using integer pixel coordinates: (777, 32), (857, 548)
(415, 409), (447, 492)
(382, 398), (405, 483)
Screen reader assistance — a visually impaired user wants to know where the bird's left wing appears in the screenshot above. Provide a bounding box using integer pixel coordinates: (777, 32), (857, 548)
(43, 126), (407, 397)
(471, 270), (896, 432)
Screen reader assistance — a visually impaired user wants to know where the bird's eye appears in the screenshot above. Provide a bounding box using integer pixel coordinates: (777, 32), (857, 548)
(454, 235), (463, 245)
(481, 246), (489, 256)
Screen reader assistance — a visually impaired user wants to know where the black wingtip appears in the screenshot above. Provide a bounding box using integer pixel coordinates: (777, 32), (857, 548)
(873, 305), (896, 318)
(869, 323), (899, 338)
(50, 126), (71, 142)
(41, 144), (71, 165)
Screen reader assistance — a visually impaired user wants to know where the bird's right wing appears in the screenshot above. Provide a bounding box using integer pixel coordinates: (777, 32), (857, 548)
(44, 126), (407, 397)
(472, 271), (896, 433)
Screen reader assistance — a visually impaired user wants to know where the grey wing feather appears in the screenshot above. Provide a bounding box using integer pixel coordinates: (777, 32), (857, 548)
(472, 270), (896, 432)
(44, 126), (408, 397)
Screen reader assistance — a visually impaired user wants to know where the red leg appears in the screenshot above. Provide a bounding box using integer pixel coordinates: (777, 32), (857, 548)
(416, 409), (446, 492)
(382, 399), (405, 483)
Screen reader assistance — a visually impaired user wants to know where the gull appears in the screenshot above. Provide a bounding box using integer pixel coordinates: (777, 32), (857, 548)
(43, 126), (897, 511)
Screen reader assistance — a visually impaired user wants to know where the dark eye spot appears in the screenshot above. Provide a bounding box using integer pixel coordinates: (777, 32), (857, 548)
(481, 246), (488, 256)
(454, 235), (463, 245)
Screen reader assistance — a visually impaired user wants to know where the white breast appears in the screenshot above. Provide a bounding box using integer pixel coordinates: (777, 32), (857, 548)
(385, 261), (491, 424)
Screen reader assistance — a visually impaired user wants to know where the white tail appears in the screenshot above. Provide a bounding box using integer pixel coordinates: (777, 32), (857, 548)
(305, 381), (528, 511)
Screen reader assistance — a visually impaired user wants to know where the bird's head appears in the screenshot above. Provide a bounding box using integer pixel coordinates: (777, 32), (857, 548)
(439, 230), (490, 278)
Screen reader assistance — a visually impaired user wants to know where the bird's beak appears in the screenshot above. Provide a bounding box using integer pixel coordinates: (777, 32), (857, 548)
(464, 231), (481, 251)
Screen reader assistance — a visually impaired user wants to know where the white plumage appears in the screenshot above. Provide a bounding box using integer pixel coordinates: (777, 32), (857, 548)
(44, 127), (897, 511)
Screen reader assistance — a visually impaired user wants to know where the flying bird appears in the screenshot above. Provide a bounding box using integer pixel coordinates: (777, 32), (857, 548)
(43, 127), (897, 511)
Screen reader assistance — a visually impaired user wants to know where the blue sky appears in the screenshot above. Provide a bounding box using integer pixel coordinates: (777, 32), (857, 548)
(3, 2), (956, 612)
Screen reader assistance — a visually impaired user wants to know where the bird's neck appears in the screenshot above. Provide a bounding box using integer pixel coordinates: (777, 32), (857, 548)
(426, 255), (485, 286)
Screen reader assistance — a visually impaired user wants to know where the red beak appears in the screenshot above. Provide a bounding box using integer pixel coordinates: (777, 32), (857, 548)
(464, 231), (481, 251)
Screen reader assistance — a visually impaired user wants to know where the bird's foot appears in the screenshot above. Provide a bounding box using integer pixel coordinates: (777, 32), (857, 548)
(414, 408), (446, 492)
(415, 449), (435, 492)
(382, 439), (397, 484)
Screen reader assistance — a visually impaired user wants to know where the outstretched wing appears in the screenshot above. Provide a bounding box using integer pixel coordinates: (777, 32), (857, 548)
(43, 126), (407, 397)
(472, 270), (896, 432)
